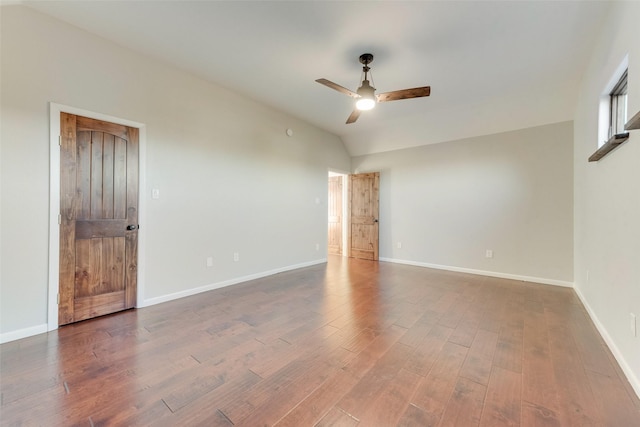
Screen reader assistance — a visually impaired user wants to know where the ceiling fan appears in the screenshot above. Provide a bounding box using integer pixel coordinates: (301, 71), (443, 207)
(316, 53), (431, 124)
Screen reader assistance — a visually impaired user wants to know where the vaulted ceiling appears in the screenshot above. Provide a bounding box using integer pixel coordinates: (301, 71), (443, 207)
(21, 1), (610, 156)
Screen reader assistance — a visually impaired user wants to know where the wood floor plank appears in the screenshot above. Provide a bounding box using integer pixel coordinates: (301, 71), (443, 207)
(397, 403), (439, 427)
(356, 368), (422, 426)
(273, 362), (361, 427)
(448, 317), (480, 348)
(410, 341), (469, 423)
(336, 341), (414, 419)
(2, 257), (639, 427)
(404, 324), (454, 376)
(275, 324), (406, 426)
(438, 377), (487, 427)
(545, 308), (603, 426)
(569, 308), (617, 378)
(314, 406), (359, 427)
(399, 318), (435, 348)
(585, 369), (640, 426)
(459, 328), (499, 386)
(162, 370), (261, 426)
(248, 324), (340, 379)
(234, 346), (355, 426)
(521, 311), (559, 413)
(520, 400), (563, 427)
(479, 366), (522, 427)
(492, 320), (524, 374)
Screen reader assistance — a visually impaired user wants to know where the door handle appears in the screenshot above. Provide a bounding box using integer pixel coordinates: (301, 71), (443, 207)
(126, 224), (139, 231)
(374, 219), (379, 223)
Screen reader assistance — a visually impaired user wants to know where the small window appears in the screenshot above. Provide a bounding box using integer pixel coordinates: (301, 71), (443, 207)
(608, 69), (628, 138)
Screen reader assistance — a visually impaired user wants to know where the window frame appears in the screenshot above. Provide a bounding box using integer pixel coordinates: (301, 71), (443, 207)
(608, 68), (628, 139)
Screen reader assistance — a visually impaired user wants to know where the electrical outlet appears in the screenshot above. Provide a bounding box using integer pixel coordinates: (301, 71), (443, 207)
(397, 242), (402, 249)
(315, 243), (320, 251)
(206, 257), (213, 268)
(485, 249), (493, 258)
(152, 188), (160, 199)
(631, 313), (637, 337)
(233, 252), (239, 262)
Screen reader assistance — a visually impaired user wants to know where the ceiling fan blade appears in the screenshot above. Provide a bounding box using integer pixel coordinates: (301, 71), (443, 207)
(316, 78), (359, 98)
(377, 86), (431, 102)
(346, 109), (361, 124)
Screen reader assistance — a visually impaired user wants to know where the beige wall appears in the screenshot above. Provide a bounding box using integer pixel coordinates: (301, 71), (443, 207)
(573, 1), (640, 396)
(0, 6), (351, 339)
(352, 121), (574, 285)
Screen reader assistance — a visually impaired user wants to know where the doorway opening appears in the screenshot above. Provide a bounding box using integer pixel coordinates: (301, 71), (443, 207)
(328, 171), (348, 256)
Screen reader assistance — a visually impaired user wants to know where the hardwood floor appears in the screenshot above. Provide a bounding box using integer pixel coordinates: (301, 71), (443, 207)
(2, 257), (639, 426)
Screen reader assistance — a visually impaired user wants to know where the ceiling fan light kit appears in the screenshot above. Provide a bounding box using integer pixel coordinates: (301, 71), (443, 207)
(355, 80), (376, 110)
(316, 53), (431, 124)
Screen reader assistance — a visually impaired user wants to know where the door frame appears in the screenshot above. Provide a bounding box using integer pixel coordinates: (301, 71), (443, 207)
(47, 102), (147, 331)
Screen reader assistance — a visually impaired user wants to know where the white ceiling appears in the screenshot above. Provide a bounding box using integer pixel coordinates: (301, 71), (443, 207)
(20, 0), (610, 156)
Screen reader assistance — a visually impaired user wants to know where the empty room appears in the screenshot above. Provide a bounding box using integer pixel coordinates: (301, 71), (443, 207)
(1, 1), (639, 426)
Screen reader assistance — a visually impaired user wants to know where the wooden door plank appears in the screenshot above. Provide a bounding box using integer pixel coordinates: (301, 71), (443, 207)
(75, 219), (126, 239)
(74, 238), (103, 298)
(76, 130), (91, 220)
(74, 290), (126, 321)
(113, 137), (127, 219)
(125, 126), (139, 308)
(90, 131), (104, 219)
(59, 112), (77, 325)
(102, 133), (115, 219)
(103, 237), (125, 293)
(76, 115), (128, 139)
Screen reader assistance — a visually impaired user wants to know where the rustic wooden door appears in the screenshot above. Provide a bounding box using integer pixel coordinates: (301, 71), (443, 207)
(328, 175), (343, 255)
(348, 172), (379, 260)
(59, 113), (139, 325)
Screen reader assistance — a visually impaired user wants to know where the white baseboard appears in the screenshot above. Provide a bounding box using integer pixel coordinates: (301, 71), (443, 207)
(140, 258), (328, 308)
(379, 257), (574, 288)
(573, 286), (640, 399)
(0, 323), (48, 344)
